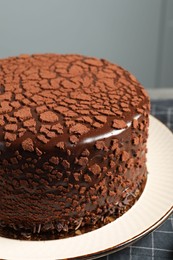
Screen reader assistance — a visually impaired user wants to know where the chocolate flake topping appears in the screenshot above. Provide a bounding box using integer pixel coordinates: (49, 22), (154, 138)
(40, 111), (58, 123)
(69, 123), (90, 135)
(112, 119), (127, 129)
(14, 107), (32, 120)
(22, 138), (34, 152)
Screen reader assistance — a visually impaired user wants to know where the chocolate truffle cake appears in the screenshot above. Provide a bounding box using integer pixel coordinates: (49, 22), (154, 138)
(0, 54), (150, 239)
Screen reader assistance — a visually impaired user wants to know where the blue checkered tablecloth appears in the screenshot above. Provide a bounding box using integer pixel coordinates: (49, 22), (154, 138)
(99, 100), (173, 260)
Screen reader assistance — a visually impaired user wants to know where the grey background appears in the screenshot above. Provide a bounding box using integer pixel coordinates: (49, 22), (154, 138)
(0, 0), (172, 89)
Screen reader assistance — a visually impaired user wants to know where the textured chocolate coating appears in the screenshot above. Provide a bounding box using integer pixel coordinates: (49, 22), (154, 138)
(0, 54), (150, 239)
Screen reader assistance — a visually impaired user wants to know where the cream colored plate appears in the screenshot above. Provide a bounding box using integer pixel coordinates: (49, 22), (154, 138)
(0, 115), (173, 260)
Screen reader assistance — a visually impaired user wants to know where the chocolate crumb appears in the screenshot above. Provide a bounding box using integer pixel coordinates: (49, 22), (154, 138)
(35, 147), (43, 156)
(14, 107), (32, 120)
(121, 151), (130, 161)
(132, 119), (138, 129)
(22, 138), (34, 152)
(94, 115), (107, 123)
(84, 174), (92, 182)
(4, 132), (16, 142)
(112, 119), (127, 129)
(40, 111), (58, 123)
(49, 156), (59, 165)
(95, 140), (106, 150)
(4, 124), (17, 132)
(78, 157), (88, 166)
(69, 135), (79, 144)
(69, 123), (90, 135)
(81, 149), (90, 156)
(56, 142), (65, 149)
(89, 164), (101, 175)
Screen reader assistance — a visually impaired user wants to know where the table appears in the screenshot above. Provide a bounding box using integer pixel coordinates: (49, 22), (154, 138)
(99, 99), (173, 260)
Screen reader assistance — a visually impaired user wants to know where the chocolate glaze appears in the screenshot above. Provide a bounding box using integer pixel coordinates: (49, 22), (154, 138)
(0, 54), (150, 239)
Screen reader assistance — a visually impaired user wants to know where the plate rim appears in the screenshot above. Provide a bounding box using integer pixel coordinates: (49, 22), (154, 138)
(72, 206), (173, 260)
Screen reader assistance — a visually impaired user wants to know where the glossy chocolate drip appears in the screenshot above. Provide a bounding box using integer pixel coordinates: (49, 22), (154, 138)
(0, 54), (150, 239)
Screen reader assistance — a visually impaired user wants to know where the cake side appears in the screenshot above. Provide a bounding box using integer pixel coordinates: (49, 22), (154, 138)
(0, 54), (150, 239)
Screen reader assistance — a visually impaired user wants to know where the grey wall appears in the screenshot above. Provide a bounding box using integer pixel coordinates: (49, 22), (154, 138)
(0, 0), (172, 88)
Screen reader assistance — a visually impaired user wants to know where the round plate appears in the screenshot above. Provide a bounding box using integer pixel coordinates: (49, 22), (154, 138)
(0, 115), (173, 260)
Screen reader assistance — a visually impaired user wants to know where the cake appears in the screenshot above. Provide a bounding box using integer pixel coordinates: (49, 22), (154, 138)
(0, 54), (150, 240)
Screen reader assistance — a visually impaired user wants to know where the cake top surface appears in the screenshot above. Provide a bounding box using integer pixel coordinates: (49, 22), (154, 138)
(0, 54), (149, 151)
